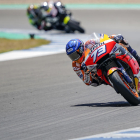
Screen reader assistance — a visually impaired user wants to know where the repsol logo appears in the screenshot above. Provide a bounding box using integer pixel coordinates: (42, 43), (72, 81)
(91, 42), (105, 52)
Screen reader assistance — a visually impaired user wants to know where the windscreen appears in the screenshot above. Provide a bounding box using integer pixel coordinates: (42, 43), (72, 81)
(85, 32), (103, 50)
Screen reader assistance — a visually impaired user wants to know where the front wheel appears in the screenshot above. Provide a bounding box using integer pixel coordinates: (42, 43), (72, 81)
(109, 71), (140, 106)
(67, 19), (85, 33)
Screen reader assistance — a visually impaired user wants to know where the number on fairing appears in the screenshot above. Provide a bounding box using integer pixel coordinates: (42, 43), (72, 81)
(91, 45), (106, 63)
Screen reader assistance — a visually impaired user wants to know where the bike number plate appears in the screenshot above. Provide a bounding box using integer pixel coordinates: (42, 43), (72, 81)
(91, 45), (106, 63)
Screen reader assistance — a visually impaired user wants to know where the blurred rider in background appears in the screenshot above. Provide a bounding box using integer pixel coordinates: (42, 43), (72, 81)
(27, 1), (69, 32)
(66, 34), (140, 87)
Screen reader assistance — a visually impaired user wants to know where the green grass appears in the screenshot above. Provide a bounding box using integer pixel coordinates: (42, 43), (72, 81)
(0, 38), (50, 53)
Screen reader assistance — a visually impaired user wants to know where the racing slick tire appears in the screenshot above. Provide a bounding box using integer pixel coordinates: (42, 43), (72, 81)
(67, 19), (85, 33)
(109, 71), (140, 106)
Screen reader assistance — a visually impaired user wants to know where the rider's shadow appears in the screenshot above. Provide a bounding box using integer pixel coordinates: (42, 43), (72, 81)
(71, 101), (132, 107)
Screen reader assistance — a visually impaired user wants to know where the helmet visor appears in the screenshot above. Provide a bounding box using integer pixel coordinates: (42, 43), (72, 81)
(68, 51), (81, 61)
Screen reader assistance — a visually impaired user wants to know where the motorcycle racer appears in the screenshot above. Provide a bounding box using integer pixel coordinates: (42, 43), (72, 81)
(27, 1), (68, 31)
(66, 34), (140, 87)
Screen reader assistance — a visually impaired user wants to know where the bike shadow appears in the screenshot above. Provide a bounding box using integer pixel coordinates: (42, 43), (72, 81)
(72, 101), (134, 107)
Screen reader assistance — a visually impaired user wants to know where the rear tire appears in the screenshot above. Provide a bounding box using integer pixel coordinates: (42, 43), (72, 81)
(109, 71), (140, 106)
(67, 19), (85, 33)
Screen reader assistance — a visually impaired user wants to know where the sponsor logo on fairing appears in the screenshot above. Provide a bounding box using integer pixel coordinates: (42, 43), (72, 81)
(90, 42), (105, 52)
(112, 46), (117, 52)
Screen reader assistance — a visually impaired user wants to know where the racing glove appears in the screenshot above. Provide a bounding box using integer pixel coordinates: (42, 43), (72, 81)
(81, 62), (88, 72)
(113, 34), (124, 43)
(110, 34), (129, 46)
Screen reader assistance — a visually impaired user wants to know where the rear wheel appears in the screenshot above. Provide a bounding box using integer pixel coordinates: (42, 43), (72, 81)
(67, 19), (85, 33)
(109, 71), (140, 106)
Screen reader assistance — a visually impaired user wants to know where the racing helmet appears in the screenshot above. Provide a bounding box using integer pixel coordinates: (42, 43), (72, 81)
(27, 5), (37, 25)
(66, 39), (85, 63)
(27, 5), (33, 15)
(40, 2), (50, 11)
(27, 4), (37, 12)
(27, 4), (38, 17)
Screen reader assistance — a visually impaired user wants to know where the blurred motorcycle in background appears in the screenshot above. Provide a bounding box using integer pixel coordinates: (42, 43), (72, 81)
(27, 1), (85, 33)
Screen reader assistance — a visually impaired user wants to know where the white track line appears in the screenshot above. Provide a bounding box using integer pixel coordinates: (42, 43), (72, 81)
(70, 127), (140, 140)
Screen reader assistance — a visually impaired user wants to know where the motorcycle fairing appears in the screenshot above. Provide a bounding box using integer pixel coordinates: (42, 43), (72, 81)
(109, 43), (139, 75)
(84, 33), (140, 89)
(85, 39), (116, 66)
(116, 53), (139, 75)
(63, 16), (70, 24)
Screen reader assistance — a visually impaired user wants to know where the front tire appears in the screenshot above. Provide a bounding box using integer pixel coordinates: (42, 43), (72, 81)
(109, 71), (140, 106)
(67, 19), (85, 33)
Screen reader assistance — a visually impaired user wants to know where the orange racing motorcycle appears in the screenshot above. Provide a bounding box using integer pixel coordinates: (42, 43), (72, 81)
(83, 33), (140, 105)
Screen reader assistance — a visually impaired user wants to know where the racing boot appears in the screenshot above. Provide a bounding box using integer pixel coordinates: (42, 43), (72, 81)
(135, 55), (140, 66)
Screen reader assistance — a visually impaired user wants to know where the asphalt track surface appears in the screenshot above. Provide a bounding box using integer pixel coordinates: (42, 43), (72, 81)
(1, 9), (140, 140)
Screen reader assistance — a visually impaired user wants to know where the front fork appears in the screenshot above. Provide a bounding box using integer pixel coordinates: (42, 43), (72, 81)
(107, 67), (140, 92)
